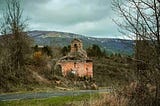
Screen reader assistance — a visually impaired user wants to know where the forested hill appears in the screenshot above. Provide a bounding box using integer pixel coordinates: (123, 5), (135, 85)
(28, 30), (134, 55)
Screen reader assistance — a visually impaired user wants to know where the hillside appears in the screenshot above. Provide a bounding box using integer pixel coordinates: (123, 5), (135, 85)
(28, 30), (134, 55)
(0, 30), (135, 93)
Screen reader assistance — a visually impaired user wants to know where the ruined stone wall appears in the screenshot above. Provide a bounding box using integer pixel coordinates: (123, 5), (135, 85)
(57, 39), (93, 78)
(60, 61), (93, 77)
(85, 62), (93, 77)
(60, 61), (75, 76)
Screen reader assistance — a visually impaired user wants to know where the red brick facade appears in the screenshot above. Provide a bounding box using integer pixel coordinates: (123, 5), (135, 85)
(56, 39), (93, 77)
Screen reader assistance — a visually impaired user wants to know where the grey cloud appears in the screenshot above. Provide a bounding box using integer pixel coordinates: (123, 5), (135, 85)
(0, 0), (122, 38)
(23, 0), (112, 25)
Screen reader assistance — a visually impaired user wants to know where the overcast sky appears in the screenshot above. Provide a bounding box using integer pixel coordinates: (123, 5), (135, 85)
(0, 0), (123, 38)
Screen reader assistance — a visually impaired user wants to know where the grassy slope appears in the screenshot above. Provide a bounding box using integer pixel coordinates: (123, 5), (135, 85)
(0, 55), (135, 93)
(93, 56), (135, 87)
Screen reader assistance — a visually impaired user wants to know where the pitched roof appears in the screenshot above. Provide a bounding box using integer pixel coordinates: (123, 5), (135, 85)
(71, 38), (82, 43)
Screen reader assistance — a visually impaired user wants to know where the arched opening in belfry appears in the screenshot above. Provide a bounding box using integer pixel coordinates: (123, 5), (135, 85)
(74, 44), (78, 51)
(74, 62), (76, 68)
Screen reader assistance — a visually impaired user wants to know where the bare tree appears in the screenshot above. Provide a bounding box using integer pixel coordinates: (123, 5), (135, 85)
(112, 0), (160, 105)
(0, 0), (31, 69)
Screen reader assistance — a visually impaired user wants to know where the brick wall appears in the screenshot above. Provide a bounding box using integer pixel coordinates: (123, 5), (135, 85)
(60, 61), (93, 77)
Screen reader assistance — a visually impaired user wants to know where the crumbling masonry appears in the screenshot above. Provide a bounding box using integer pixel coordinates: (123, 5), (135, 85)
(56, 39), (93, 77)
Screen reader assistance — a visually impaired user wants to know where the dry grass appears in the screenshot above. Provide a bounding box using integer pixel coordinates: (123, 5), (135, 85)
(66, 93), (128, 106)
(89, 93), (128, 106)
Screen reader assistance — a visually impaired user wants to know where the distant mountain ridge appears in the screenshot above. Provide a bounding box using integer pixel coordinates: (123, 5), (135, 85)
(28, 30), (134, 55)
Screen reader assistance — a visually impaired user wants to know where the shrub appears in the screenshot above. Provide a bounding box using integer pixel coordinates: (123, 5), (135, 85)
(33, 51), (42, 60)
(115, 81), (157, 106)
(32, 51), (47, 66)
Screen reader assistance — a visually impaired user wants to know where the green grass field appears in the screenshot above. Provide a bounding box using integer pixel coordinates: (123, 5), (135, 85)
(0, 93), (100, 106)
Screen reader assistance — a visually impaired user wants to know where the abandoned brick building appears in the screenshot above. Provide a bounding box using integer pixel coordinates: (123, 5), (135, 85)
(56, 39), (93, 78)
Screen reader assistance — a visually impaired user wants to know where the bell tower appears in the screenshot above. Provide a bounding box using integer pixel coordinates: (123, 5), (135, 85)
(70, 39), (82, 52)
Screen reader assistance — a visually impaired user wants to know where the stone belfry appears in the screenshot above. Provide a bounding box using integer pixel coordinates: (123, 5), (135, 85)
(70, 38), (83, 52)
(70, 38), (87, 58)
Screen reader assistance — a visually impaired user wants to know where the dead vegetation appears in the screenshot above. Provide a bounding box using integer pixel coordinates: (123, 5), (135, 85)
(0, 0), (54, 93)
